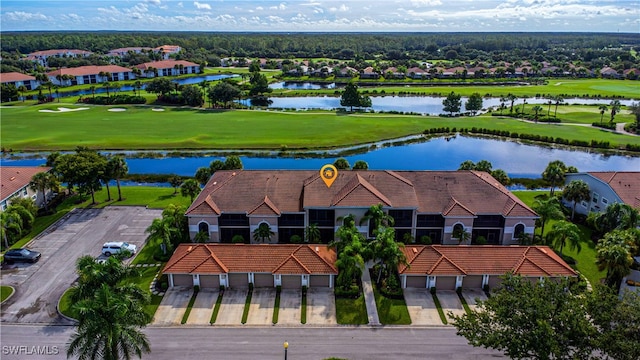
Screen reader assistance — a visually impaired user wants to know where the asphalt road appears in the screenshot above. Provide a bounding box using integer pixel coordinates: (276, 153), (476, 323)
(1, 325), (506, 360)
(0, 207), (162, 324)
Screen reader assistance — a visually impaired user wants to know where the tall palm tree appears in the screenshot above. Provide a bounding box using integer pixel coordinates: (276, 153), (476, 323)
(532, 197), (564, 242)
(507, 93), (517, 113)
(133, 81), (142, 97)
(598, 104), (608, 124)
(609, 100), (621, 123)
(17, 85), (27, 102)
(162, 204), (188, 245)
(520, 95), (529, 114)
(554, 96), (564, 118)
(595, 203), (640, 233)
(252, 222), (274, 243)
(89, 85), (96, 99)
(102, 81), (111, 97)
(70, 255), (139, 303)
(532, 105), (543, 123)
(1, 211), (23, 249)
(542, 160), (567, 196)
(168, 175), (183, 194)
(596, 231), (633, 288)
(67, 284), (151, 360)
(108, 156), (128, 201)
(562, 180), (590, 221)
(547, 220), (581, 256)
(359, 204), (394, 237)
(29, 171), (59, 213)
(546, 98), (553, 117)
(146, 217), (174, 255)
(305, 223), (321, 243)
(180, 179), (200, 203)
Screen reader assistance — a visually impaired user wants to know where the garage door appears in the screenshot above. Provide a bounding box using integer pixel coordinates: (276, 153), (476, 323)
(229, 273), (249, 288)
(200, 275), (220, 288)
(281, 275), (301, 289)
(406, 276), (427, 288)
(462, 275), (483, 289)
(254, 273), (274, 288)
(309, 275), (330, 288)
(435, 276), (456, 290)
(487, 276), (502, 289)
(173, 274), (193, 287)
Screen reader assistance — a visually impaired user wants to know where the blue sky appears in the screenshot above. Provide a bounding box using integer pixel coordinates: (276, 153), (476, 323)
(1, 0), (638, 32)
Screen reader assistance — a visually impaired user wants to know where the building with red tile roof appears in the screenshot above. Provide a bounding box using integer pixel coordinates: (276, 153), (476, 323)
(563, 172), (640, 214)
(153, 45), (182, 59)
(186, 170), (537, 246)
(25, 49), (93, 67)
(0, 72), (39, 90)
(135, 60), (199, 77)
(46, 65), (135, 86)
(398, 245), (577, 290)
(163, 244), (337, 289)
(107, 47), (153, 58)
(0, 166), (53, 211)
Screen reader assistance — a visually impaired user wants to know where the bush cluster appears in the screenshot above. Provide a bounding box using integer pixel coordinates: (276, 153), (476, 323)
(81, 94), (146, 105)
(592, 122), (617, 130)
(334, 285), (360, 298)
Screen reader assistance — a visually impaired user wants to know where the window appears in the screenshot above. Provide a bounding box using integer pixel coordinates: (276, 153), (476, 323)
(219, 213), (249, 226)
(452, 223), (464, 235)
(308, 209), (335, 227)
(389, 210), (413, 227)
(22, 188), (28, 196)
(514, 224), (525, 237)
(278, 213), (304, 227)
(198, 222), (209, 234)
(601, 197), (608, 205)
(473, 215), (504, 227)
(592, 192), (599, 203)
(416, 215), (444, 227)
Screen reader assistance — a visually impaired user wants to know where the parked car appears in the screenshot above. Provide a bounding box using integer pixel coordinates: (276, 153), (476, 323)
(101, 242), (137, 257)
(3, 248), (41, 263)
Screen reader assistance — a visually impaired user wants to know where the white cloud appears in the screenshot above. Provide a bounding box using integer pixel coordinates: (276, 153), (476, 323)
(256, 6), (264, 10)
(4, 11), (50, 21)
(410, 0), (442, 6)
(194, 2), (211, 10)
(329, 4), (349, 12)
(269, 3), (287, 11)
(145, 0), (162, 5)
(177, 2), (183, 7)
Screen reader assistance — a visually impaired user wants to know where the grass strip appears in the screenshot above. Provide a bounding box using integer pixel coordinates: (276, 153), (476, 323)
(335, 294), (368, 325)
(301, 289), (307, 324)
(0, 286), (14, 303)
(180, 290), (198, 324)
(241, 287), (253, 324)
(58, 288), (78, 319)
(431, 293), (448, 325)
(272, 287), (281, 324)
(370, 281), (411, 325)
(457, 291), (472, 315)
(210, 290), (224, 324)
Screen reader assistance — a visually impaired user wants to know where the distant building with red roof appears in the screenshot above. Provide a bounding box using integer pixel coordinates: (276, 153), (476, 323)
(0, 72), (39, 90)
(0, 166), (53, 211)
(563, 172), (640, 215)
(135, 60), (199, 78)
(153, 45), (182, 60)
(46, 65), (135, 86)
(25, 49), (93, 67)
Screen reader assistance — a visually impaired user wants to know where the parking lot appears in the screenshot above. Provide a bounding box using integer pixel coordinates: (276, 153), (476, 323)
(0, 206), (162, 324)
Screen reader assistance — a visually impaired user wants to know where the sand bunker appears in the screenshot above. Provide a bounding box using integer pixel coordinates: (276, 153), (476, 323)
(38, 107), (89, 113)
(108, 108), (127, 112)
(151, 108), (165, 112)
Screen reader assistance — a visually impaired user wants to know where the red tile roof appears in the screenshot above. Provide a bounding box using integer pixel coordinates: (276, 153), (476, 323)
(163, 244), (337, 275)
(1, 166), (52, 202)
(135, 60), (198, 70)
(588, 172), (640, 209)
(186, 170), (537, 218)
(46, 65), (132, 77)
(28, 49), (92, 57)
(399, 245), (577, 277)
(0, 72), (36, 83)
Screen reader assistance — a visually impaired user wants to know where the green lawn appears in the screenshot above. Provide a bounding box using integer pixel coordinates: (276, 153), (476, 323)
(58, 288), (77, 319)
(1, 285), (14, 303)
(335, 295), (368, 325)
(2, 104), (638, 151)
(125, 265), (165, 320)
(86, 186), (191, 209)
(371, 283), (411, 325)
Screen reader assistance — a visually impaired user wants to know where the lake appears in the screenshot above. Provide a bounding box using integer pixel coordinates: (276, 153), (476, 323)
(2, 135), (638, 179)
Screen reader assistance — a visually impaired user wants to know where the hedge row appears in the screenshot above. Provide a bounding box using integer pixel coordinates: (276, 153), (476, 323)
(592, 122), (617, 130)
(81, 95), (146, 105)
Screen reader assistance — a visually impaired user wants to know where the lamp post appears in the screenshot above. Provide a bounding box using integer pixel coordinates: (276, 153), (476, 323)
(283, 340), (289, 360)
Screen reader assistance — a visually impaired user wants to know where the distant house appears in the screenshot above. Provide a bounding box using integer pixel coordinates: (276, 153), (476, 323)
(162, 244), (338, 289)
(383, 67), (405, 79)
(25, 49), (93, 67)
(0, 166), (53, 211)
(47, 65), (135, 86)
(359, 66), (380, 79)
(107, 47), (152, 58)
(406, 67), (428, 79)
(154, 45), (182, 60)
(0, 72), (39, 90)
(135, 60), (199, 78)
(562, 172), (640, 216)
(310, 66), (333, 78)
(287, 65), (309, 76)
(624, 68), (639, 80)
(399, 245), (577, 290)
(335, 66), (357, 78)
(600, 67), (621, 79)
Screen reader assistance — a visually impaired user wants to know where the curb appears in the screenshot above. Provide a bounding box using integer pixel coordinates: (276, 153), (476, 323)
(1, 285), (16, 305)
(56, 290), (78, 324)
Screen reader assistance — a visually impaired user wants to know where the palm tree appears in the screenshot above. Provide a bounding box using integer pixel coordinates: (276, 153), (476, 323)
(507, 93), (517, 113)
(531, 105), (543, 123)
(67, 284), (151, 360)
(42, 81), (53, 99)
(1, 211), (23, 249)
(598, 104), (608, 125)
(305, 223), (321, 243)
(609, 100), (621, 123)
(180, 179), (200, 202)
(28, 172), (59, 213)
(133, 81), (142, 97)
(252, 222), (274, 243)
(595, 203), (640, 233)
(168, 175), (183, 194)
(161, 204), (188, 246)
(108, 156), (128, 201)
(452, 226), (471, 244)
(70, 255), (140, 303)
(146, 217), (174, 255)
(520, 95), (528, 114)
(596, 231), (633, 288)
(554, 96), (564, 118)
(532, 197), (564, 241)
(562, 180), (590, 220)
(542, 160), (567, 196)
(359, 204), (394, 237)
(17, 85), (27, 102)
(102, 81), (111, 97)
(89, 85), (96, 99)
(546, 98), (553, 117)
(547, 220), (581, 256)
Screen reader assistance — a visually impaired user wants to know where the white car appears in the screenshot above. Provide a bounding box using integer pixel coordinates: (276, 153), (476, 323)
(102, 242), (137, 257)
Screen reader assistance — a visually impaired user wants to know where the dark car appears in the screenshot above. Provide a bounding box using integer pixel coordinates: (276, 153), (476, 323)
(3, 248), (41, 264)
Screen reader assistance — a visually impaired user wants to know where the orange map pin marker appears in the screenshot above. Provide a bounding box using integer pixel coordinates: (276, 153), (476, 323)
(320, 164), (338, 188)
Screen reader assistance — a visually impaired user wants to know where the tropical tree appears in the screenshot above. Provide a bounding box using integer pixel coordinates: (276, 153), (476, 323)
(180, 179), (200, 203)
(452, 226), (471, 244)
(546, 98), (553, 117)
(194, 167), (212, 187)
(333, 158), (350, 170)
(146, 217), (175, 255)
(609, 100), (621, 123)
(252, 222), (275, 243)
(547, 220), (581, 256)
(181, 85), (204, 107)
(360, 204), (394, 236)
(541, 160), (567, 196)
(442, 91), (462, 115)
(553, 95), (564, 117)
(108, 156), (128, 202)
(1, 211), (23, 249)
(161, 204), (189, 246)
(53, 149), (107, 204)
(506, 93), (517, 113)
(562, 180), (590, 220)
(168, 175), (183, 195)
(70, 255), (140, 303)
(17, 85), (27, 102)
(464, 92), (483, 115)
(595, 203), (640, 234)
(352, 160), (369, 170)
(340, 82), (371, 111)
(474, 160), (492, 173)
(207, 81), (241, 108)
(598, 104), (608, 124)
(133, 81), (143, 97)
(531, 105), (543, 123)
(29, 171), (59, 213)
(629, 101), (640, 130)
(305, 223), (321, 243)
(458, 160), (476, 170)
(368, 226), (406, 284)
(102, 81), (111, 97)
(596, 230), (634, 288)
(520, 95), (528, 114)
(532, 197), (564, 241)
(490, 169), (510, 186)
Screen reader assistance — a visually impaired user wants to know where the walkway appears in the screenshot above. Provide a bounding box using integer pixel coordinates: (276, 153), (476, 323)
(361, 262), (380, 326)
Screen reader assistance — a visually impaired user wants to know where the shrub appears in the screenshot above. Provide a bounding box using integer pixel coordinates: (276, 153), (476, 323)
(475, 236), (487, 245)
(302, 285), (307, 295)
(219, 285), (226, 291)
(430, 286), (436, 295)
(419, 235), (432, 245)
(483, 284), (490, 294)
(193, 285), (200, 294)
(335, 285), (360, 298)
(456, 286), (462, 295)
(290, 234), (303, 244)
(276, 285), (282, 292)
(232, 234), (245, 243)
(248, 283), (254, 291)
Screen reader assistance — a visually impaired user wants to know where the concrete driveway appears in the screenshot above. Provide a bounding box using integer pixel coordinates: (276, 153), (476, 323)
(214, 289), (248, 325)
(403, 288), (443, 325)
(0, 206), (162, 324)
(277, 289), (301, 325)
(461, 289), (488, 311)
(153, 287), (193, 325)
(246, 288), (276, 325)
(437, 291), (466, 322)
(186, 289), (219, 325)
(306, 288), (336, 325)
